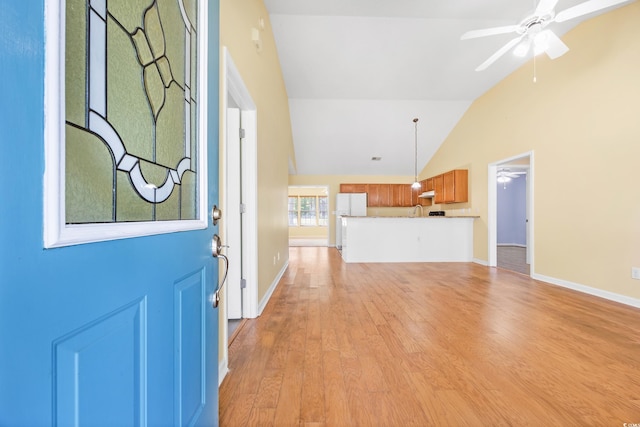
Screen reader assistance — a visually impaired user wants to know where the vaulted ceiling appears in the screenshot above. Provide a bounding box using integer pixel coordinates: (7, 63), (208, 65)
(264, 0), (631, 176)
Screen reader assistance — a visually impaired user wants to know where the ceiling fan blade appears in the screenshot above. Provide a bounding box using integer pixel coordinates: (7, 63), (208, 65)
(535, 0), (560, 16)
(555, 0), (630, 22)
(461, 25), (520, 40)
(543, 30), (569, 59)
(475, 35), (524, 71)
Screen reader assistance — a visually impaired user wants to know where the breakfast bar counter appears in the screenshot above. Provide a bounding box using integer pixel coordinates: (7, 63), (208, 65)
(340, 216), (477, 263)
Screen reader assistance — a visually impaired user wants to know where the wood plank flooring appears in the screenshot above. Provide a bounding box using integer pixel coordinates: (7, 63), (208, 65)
(219, 247), (640, 426)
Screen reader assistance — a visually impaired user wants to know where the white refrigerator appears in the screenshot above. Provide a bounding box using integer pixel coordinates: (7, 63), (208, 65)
(335, 193), (367, 249)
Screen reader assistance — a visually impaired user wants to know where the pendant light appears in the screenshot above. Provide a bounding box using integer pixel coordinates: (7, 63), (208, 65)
(411, 118), (421, 189)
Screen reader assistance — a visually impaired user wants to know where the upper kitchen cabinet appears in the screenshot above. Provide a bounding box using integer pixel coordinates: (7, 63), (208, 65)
(391, 184), (417, 207)
(433, 174), (445, 204)
(442, 169), (468, 203)
(340, 183), (367, 193)
(424, 178), (434, 192)
(367, 184), (391, 207)
(429, 169), (468, 204)
(340, 183), (419, 207)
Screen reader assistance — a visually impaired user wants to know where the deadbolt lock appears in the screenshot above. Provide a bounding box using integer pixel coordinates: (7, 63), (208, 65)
(211, 205), (222, 225)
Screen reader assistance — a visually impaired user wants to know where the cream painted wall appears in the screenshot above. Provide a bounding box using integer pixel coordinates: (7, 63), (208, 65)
(422, 2), (640, 299)
(289, 175), (416, 246)
(219, 0), (293, 359)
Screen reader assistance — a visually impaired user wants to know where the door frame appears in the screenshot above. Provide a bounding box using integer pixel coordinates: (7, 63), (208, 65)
(488, 151), (534, 275)
(220, 48), (258, 379)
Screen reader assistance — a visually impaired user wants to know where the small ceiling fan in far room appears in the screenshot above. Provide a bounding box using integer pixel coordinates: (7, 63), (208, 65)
(497, 168), (526, 188)
(461, 0), (633, 71)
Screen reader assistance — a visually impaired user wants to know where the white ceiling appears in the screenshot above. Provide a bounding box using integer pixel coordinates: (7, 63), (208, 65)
(264, 0), (631, 177)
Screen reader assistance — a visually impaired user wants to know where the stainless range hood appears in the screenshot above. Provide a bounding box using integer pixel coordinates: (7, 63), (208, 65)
(418, 190), (435, 198)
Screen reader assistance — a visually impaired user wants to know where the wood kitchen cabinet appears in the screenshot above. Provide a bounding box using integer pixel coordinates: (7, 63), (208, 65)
(340, 183), (418, 207)
(391, 184), (416, 207)
(339, 183), (367, 193)
(390, 184), (403, 207)
(418, 180), (432, 206)
(409, 185), (421, 206)
(433, 174), (444, 204)
(424, 178), (434, 192)
(367, 184), (391, 207)
(434, 169), (468, 204)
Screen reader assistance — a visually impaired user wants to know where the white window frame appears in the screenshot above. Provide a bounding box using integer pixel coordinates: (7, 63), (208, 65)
(288, 195), (328, 228)
(43, 0), (209, 248)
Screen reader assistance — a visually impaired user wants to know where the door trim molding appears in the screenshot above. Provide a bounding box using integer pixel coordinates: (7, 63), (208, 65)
(488, 150), (534, 275)
(220, 48), (259, 382)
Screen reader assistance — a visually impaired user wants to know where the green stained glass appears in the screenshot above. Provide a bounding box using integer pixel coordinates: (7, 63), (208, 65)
(158, 0), (185, 86)
(107, 15), (154, 161)
(109, 0), (151, 33)
(65, 125), (114, 223)
(180, 171), (197, 220)
(116, 171), (153, 222)
(156, 85), (185, 168)
(156, 185), (180, 220)
(183, 0), (198, 30)
(144, 4), (165, 59)
(191, 30), (197, 98)
(156, 56), (173, 86)
(65, 0), (86, 126)
(139, 160), (170, 188)
(65, 0), (199, 225)
(132, 29), (154, 65)
(143, 64), (166, 120)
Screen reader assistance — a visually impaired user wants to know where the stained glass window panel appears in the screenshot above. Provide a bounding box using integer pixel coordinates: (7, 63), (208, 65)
(65, 0), (199, 224)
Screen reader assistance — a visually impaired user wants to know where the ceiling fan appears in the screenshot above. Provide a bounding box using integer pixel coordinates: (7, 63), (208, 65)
(498, 168), (526, 179)
(497, 168), (526, 186)
(461, 0), (632, 71)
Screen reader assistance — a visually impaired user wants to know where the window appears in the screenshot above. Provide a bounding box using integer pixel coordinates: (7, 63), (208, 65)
(288, 196), (328, 227)
(44, 0), (208, 247)
(288, 197), (298, 226)
(318, 197), (328, 226)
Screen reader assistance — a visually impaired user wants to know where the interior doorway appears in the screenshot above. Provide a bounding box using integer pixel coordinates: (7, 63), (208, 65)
(488, 151), (534, 275)
(221, 49), (259, 376)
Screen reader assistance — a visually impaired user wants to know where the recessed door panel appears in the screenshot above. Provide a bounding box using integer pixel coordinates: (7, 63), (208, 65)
(53, 299), (146, 426)
(174, 270), (206, 426)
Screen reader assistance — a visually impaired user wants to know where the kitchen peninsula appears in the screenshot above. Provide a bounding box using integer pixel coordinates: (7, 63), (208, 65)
(340, 216), (477, 263)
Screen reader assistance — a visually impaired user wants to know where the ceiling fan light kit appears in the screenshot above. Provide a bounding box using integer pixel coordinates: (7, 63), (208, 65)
(461, 0), (632, 71)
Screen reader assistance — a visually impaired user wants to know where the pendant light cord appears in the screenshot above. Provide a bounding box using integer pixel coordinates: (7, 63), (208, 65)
(413, 118), (419, 186)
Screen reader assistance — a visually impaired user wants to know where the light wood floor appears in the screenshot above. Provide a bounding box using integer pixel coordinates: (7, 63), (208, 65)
(219, 247), (640, 426)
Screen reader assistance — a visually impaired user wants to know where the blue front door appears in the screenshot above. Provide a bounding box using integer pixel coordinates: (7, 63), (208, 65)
(0, 1), (220, 425)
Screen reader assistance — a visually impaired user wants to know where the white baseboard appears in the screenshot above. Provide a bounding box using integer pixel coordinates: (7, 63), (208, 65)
(471, 260), (640, 309)
(532, 273), (640, 309)
(257, 261), (289, 316)
(218, 356), (229, 387)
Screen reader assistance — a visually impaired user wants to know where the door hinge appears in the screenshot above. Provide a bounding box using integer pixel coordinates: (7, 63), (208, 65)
(239, 128), (246, 139)
(240, 203), (246, 214)
(241, 278), (247, 289)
